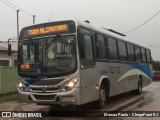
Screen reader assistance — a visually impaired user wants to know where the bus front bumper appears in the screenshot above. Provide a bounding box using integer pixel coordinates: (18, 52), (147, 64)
(18, 88), (81, 105)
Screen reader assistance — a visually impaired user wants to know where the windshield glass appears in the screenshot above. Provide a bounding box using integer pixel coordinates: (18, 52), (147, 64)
(20, 40), (42, 64)
(18, 39), (43, 66)
(18, 36), (76, 77)
(44, 35), (76, 76)
(18, 40), (43, 76)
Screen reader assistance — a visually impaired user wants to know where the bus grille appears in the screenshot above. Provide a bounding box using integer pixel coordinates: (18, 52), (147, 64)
(30, 87), (59, 92)
(26, 79), (64, 86)
(34, 95), (55, 100)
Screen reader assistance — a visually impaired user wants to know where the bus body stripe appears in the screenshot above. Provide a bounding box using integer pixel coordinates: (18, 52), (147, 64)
(127, 63), (152, 78)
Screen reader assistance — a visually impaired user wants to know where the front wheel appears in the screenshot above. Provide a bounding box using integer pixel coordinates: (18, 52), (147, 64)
(96, 85), (107, 109)
(135, 78), (142, 95)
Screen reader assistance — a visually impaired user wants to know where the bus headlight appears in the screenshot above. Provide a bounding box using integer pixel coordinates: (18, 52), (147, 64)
(61, 77), (79, 92)
(19, 82), (23, 88)
(18, 81), (29, 92)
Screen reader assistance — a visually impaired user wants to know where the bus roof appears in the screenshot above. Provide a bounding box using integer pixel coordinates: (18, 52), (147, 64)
(73, 19), (149, 50)
(21, 19), (149, 50)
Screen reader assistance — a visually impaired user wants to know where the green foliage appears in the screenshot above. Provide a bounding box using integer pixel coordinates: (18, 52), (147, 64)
(152, 60), (160, 71)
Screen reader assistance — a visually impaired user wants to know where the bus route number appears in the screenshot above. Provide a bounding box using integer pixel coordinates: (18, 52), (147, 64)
(108, 66), (120, 74)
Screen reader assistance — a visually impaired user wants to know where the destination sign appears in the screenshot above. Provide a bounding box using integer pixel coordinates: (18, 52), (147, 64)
(27, 24), (68, 36)
(19, 21), (76, 39)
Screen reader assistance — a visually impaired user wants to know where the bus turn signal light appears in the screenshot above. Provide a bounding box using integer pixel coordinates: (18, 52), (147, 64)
(95, 85), (99, 90)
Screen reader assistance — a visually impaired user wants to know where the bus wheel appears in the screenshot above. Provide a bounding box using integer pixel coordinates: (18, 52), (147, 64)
(135, 78), (142, 95)
(97, 85), (106, 109)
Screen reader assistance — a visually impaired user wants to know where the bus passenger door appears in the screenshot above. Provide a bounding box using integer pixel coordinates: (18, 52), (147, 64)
(78, 32), (97, 104)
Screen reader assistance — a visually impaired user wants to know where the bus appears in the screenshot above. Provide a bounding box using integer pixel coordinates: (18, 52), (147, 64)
(13, 20), (152, 108)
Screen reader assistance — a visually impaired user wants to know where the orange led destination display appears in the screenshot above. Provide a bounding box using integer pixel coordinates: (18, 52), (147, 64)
(27, 24), (68, 36)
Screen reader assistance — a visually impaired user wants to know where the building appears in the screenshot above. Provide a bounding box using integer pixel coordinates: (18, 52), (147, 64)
(0, 41), (17, 66)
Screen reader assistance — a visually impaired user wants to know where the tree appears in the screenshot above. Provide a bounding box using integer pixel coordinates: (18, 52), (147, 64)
(152, 60), (160, 71)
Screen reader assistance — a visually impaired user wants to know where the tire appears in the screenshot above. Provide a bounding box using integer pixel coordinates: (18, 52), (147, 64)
(135, 78), (142, 95)
(97, 85), (107, 109)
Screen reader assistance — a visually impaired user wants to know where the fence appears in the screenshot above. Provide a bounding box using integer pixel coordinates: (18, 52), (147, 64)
(0, 67), (17, 95)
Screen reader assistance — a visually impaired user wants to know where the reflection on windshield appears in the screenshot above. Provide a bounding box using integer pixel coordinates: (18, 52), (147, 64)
(45, 36), (76, 76)
(23, 45), (34, 63)
(21, 41), (41, 64)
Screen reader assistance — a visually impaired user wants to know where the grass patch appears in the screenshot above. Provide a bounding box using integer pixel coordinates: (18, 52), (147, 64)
(0, 92), (18, 102)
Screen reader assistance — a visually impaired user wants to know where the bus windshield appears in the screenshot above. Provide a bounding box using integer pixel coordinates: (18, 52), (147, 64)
(18, 35), (76, 77)
(44, 35), (76, 76)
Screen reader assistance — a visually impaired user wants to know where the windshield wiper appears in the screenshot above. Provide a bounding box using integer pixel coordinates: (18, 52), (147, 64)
(46, 34), (60, 49)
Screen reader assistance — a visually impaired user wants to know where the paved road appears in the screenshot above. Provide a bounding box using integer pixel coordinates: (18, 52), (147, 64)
(107, 81), (160, 120)
(1, 81), (160, 120)
(121, 81), (160, 120)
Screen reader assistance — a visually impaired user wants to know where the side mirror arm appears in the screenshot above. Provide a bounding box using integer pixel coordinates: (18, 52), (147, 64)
(7, 37), (17, 56)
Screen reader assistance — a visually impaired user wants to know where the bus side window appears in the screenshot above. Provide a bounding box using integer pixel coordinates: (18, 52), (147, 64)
(108, 37), (118, 60)
(146, 49), (151, 63)
(141, 48), (147, 63)
(127, 43), (135, 61)
(118, 40), (127, 61)
(135, 46), (141, 62)
(96, 34), (106, 59)
(79, 33), (95, 68)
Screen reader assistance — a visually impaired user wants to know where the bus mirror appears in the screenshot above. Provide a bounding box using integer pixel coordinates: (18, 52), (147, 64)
(8, 44), (11, 56)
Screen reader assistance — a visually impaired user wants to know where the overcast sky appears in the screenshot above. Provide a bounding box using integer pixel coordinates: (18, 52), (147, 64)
(0, 0), (160, 60)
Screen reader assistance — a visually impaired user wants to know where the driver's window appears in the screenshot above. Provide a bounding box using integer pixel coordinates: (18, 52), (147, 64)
(79, 33), (95, 68)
